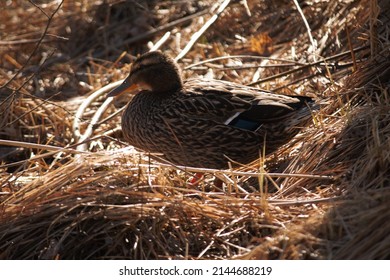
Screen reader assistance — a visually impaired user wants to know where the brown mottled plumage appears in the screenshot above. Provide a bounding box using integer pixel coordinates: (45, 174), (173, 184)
(108, 51), (315, 169)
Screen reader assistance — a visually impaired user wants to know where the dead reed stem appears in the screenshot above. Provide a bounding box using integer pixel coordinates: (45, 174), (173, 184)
(0, 0), (389, 260)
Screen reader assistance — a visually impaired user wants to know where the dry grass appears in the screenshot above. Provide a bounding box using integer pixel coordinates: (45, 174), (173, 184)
(0, 0), (389, 259)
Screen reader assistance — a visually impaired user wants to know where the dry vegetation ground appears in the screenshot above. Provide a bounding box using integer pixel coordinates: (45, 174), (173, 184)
(0, 0), (389, 259)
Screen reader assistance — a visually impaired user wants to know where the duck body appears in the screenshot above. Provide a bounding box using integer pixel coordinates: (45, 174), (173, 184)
(109, 51), (315, 169)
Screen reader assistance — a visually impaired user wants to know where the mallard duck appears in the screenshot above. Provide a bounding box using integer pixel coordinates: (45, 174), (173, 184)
(108, 51), (315, 169)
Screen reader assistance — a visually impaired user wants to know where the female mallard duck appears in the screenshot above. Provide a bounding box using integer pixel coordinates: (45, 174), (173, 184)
(108, 51), (315, 169)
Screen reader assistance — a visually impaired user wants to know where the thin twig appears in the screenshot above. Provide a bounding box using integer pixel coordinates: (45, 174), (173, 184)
(0, 0), (64, 92)
(0, 137), (102, 169)
(293, 0), (317, 61)
(107, 157), (335, 180)
(94, 106), (126, 128)
(73, 82), (122, 140)
(185, 55), (305, 69)
(247, 45), (368, 86)
(345, 24), (357, 71)
(92, 8), (210, 60)
(149, 32), (171, 51)
(268, 196), (344, 206)
(175, 0), (231, 61)
(191, 63), (299, 71)
(369, 0), (379, 56)
(241, 0), (251, 17)
(0, 139), (87, 154)
(6, 92), (61, 126)
(75, 95), (116, 152)
(271, 72), (319, 92)
(0, 38), (53, 45)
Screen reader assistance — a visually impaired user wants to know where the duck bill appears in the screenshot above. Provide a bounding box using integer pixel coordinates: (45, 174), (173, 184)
(107, 81), (139, 97)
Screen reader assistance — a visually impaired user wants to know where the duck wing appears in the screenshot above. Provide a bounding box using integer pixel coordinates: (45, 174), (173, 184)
(179, 78), (313, 131)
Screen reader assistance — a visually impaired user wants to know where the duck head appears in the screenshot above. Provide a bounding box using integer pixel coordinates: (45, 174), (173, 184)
(107, 51), (183, 97)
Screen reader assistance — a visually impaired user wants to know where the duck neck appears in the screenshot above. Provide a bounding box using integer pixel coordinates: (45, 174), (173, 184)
(150, 69), (182, 96)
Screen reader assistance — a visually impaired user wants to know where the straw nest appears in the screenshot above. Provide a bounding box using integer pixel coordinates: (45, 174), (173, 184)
(1, 0), (389, 259)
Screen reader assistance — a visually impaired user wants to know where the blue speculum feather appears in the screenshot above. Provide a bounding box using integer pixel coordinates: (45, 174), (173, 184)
(227, 116), (262, 131)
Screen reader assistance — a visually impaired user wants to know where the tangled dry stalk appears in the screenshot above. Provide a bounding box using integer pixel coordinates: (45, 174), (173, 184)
(0, 0), (389, 259)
